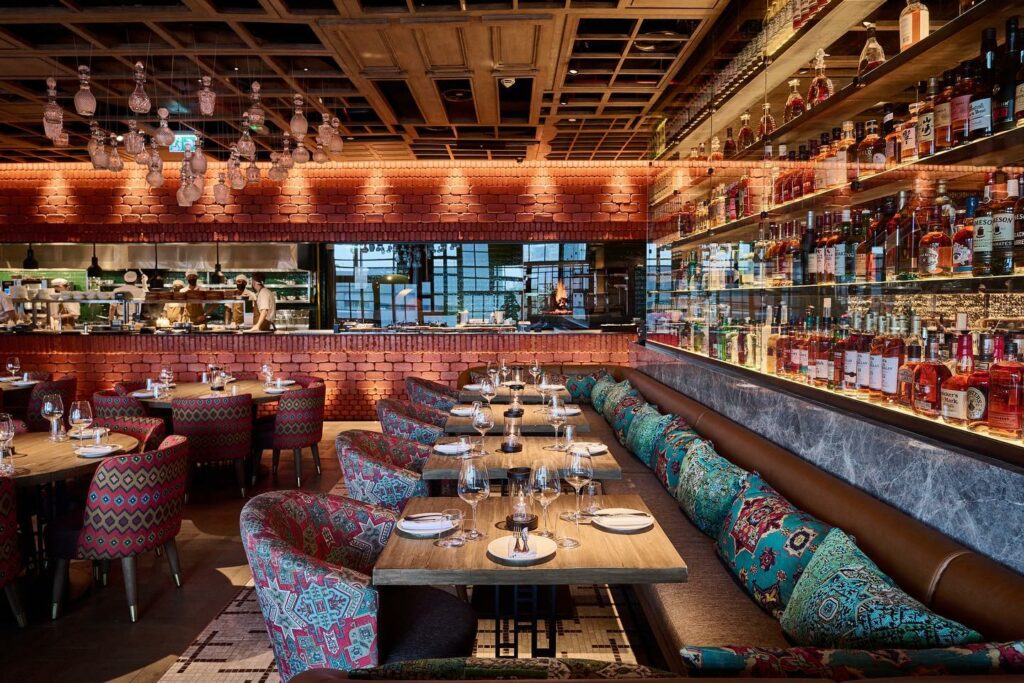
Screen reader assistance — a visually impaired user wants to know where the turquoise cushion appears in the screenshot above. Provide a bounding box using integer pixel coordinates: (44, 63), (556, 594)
(675, 439), (746, 538)
(564, 370), (607, 404)
(678, 643), (1024, 679)
(608, 393), (645, 445)
(654, 418), (700, 491)
(590, 375), (617, 413)
(625, 408), (677, 469)
(717, 474), (831, 619)
(780, 529), (983, 648)
(600, 380), (636, 423)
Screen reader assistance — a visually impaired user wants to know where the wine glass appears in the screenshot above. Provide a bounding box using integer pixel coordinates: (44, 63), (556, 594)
(457, 457), (490, 541)
(6, 357), (20, 379)
(261, 363), (273, 387)
(0, 413), (14, 475)
(69, 400), (92, 439)
(544, 395), (567, 451)
(479, 378), (497, 407)
(529, 458), (561, 539)
(559, 448), (594, 529)
(41, 393), (66, 442)
(434, 508), (465, 548)
(499, 358), (510, 384)
(529, 359), (541, 387)
(472, 404), (494, 455)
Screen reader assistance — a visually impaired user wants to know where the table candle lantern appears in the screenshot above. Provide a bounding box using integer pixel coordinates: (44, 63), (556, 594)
(505, 383), (525, 418)
(506, 467), (538, 530)
(501, 415), (523, 452)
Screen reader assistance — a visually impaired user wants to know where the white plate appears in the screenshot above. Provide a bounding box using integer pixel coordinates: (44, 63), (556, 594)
(487, 535), (557, 565)
(551, 407), (581, 416)
(11, 381), (37, 388)
(75, 444), (121, 459)
(462, 383), (482, 391)
(397, 518), (456, 537)
(265, 387), (288, 395)
(275, 379), (296, 386)
(433, 441), (472, 455)
(0, 376), (21, 383)
(590, 508), (654, 533)
(449, 406), (475, 416)
(131, 390), (154, 398)
(71, 427), (109, 440)
(570, 441), (608, 455)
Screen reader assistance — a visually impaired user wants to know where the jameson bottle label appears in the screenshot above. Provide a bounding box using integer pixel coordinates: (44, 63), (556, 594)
(881, 356), (900, 394)
(918, 111), (935, 142)
(941, 388), (968, 420)
(994, 210), (1014, 251)
(952, 241), (973, 273)
(967, 386), (987, 421)
(974, 215), (994, 252)
(968, 98), (992, 134)
(1016, 83), (1024, 120)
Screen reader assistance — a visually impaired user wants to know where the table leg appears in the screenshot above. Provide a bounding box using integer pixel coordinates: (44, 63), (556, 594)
(491, 584), (558, 658)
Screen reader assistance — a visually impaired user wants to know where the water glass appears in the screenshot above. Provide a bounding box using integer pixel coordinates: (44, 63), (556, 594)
(472, 405), (494, 455)
(6, 357), (19, 378)
(583, 481), (603, 516)
(529, 359), (541, 386)
(457, 457), (490, 541)
(544, 395), (567, 451)
(558, 448), (593, 527)
(69, 400), (92, 439)
(479, 378), (496, 406)
(41, 393), (66, 442)
(434, 508), (465, 548)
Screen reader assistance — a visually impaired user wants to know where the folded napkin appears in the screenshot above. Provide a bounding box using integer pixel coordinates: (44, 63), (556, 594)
(462, 383), (482, 391)
(539, 384), (566, 392)
(131, 390), (154, 398)
(275, 379), (296, 386)
(570, 442), (607, 455)
(551, 406), (581, 416)
(434, 441), (472, 455)
(72, 427), (108, 440)
(399, 517), (454, 533)
(450, 406), (475, 416)
(75, 445), (118, 458)
(595, 516), (651, 530)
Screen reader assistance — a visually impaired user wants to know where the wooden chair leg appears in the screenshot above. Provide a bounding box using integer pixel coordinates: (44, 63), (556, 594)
(293, 449), (302, 487)
(101, 559), (109, 587)
(163, 539), (183, 588)
(155, 546), (162, 557)
(51, 558), (69, 620)
(234, 459), (247, 498)
(5, 583), (27, 628)
(271, 449), (281, 477)
(184, 462), (193, 504)
(251, 448), (263, 487)
(122, 556), (139, 622)
(310, 443), (322, 476)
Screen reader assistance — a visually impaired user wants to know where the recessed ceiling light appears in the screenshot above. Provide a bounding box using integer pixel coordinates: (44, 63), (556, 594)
(234, 67), (239, 71)
(346, 136), (355, 141)
(568, 118), (577, 122)
(568, 68), (579, 75)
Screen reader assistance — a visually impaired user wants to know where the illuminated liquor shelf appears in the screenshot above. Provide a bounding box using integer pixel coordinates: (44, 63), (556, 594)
(648, 273), (1024, 296)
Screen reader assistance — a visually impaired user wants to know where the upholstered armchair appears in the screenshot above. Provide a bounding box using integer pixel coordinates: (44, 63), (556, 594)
(93, 389), (147, 419)
(25, 377), (77, 432)
(253, 383), (326, 487)
(48, 435), (188, 622)
(93, 416), (167, 453)
(376, 399), (446, 445)
(336, 430), (430, 512)
(405, 377), (458, 411)
(113, 380), (148, 396)
(172, 394), (253, 498)
(0, 476), (25, 627)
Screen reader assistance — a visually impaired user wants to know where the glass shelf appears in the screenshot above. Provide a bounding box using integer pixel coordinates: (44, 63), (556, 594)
(647, 273), (1024, 296)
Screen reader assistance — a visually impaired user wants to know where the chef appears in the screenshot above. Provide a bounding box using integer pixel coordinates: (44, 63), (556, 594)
(0, 288), (17, 324)
(250, 272), (277, 332)
(230, 274), (254, 327)
(51, 278), (80, 329)
(163, 280), (187, 324)
(183, 269), (210, 324)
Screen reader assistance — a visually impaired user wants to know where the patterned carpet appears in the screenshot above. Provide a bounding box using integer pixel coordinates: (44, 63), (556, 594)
(159, 583), (641, 682)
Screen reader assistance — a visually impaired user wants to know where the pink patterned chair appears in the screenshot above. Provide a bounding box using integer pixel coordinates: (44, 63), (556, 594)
(93, 389), (147, 419)
(336, 430), (430, 512)
(0, 476), (25, 627)
(241, 491), (477, 682)
(405, 377), (458, 411)
(376, 399), (446, 445)
(94, 416), (167, 453)
(291, 374), (322, 388)
(48, 435), (188, 622)
(114, 380), (148, 396)
(253, 383), (326, 487)
(172, 394), (253, 498)
(25, 377), (77, 432)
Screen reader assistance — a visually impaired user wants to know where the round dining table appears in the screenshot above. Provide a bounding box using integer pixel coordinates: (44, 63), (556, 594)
(8, 431), (140, 487)
(133, 379), (301, 409)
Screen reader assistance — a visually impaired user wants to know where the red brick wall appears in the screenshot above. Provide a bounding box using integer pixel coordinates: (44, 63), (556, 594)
(0, 162), (653, 243)
(0, 333), (632, 420)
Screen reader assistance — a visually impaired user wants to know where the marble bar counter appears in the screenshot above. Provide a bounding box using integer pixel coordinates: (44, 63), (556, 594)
(0, 331), (632, 421)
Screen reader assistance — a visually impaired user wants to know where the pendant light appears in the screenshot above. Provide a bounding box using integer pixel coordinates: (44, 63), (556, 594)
(211, 242), (225, 284)
(290, 94), (308, 137)
(198, 75), (216, 116)
(23, 244), (39, 269)
(86, 243), (103, 278)
(42, 77), (63, 141)
(128, 61), (151, 114)
(150, 244), (164, 290)
(74, 66), (96, 117)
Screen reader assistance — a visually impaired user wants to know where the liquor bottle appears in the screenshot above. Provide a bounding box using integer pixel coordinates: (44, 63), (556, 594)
(737, 112), (754, 149)
(950, 61), (974, 148)
(696, 142), (708, 160)
(813, 134), (829, 190)
(1015, 27), (1024, 125)
(709, 136), (724, 161)
(837, 209), (855, 283)
(854, 209), (871, 281)
(885, 190), (909, 280)
(917, 77), (939, 158)
(940, 318), (974, 424)
(824, 214), (839, 283)
(988, 341), (1024, 437)
(919, 204), (952, 277)
(900, 181), (931, 279)
(758, 103), (776, 140)
(857, 119), (882, 180)
(882, 316), (907, 402)
(807, 49), (834, 108)
(1015, 171), (1024, 273)
(912, 333), (951, 416)
(899, 0), (929, 52)
(724, 127), (737, 158)
(901, 101), (920, 164)
(858, 22), (886, 79)
(991, 174), (1018, 275)
(830, 315), (847, 391)
(835, 121), (856, 186)
(814, 314), (832, 386)
(884, 108), (903, 167)
(969, 29), (997, 141)
(856, 313), (876, 393)
(934, 69), (954, 152)
(784, 79), (806, 122)
(807, 215), (821, 284)
(934, 178), (957, 227)
(843, 313), (862, 391)
(798, 310), (814, 381)
(898, 342), (923, 407)
(953, 195), (978, 275)
(814, 214), (828, 283)
(994, 18), (1020, 132)
(973, 173), (996, 276)
(848, 121), (865, 182)
(967, 332), (994, 427)
(869, 315), (889, 399)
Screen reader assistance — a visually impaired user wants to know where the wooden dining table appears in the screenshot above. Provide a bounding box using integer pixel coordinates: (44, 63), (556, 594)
(445, 404), (589, 435)
(8, 431), (140, 487)
(134, 379), (301, 409)
(423, 436), (621, 481)
(458, 384), (571, 405)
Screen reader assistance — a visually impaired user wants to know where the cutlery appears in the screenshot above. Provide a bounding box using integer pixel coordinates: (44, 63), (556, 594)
(404, 513), (446, 520)
(590, 510), (651, 518)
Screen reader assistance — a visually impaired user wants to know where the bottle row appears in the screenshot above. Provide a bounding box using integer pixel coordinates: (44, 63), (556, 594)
(665, 174), (1024, 290)
(668, 307), (1024, 439)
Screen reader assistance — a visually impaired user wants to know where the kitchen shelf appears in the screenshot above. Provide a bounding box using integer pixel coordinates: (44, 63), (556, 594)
(648, 273), (1024, 296)
(645, 339), (1024, 471)
(13, 298), (244, 305)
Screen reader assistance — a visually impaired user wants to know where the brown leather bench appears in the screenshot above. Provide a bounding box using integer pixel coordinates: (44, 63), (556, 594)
(457, 364), (1024, 672)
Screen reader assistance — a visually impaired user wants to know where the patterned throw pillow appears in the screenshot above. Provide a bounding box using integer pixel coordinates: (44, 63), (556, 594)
(780, 528), (983, 648)
(675, 439), (746, 538)
(677, 643), (1024, 679)
(654, 417), (700, 491)
(625, 408), (677, 469)
(350, 657), (677, 680)
(590, 374), (617, 413)
(600, 380), (636, 423)
(717, 473), (831, 619)
(564, 369), (608, 404)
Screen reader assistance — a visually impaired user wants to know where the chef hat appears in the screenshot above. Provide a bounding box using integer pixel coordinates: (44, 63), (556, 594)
(172, 280), (185, 289)
(234, 274), (248, 283)
(185, 269), (199, 278)
(51, 278), (69, 287)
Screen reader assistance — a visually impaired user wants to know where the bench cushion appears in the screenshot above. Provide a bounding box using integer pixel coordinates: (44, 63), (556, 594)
(624, 409), (676, 470)
(564, 369), (607, 404)
(654, 419), (701, 492)
(677, 439), (747, 538)
(590, 375), (618, 414)
(600, 380), (636, 422)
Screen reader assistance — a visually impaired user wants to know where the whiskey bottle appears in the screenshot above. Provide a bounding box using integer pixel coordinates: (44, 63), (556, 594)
(991, 174), (1018, 275)
(835, 122), (856, 186)
(737, 112), (755, 149)
(897, 342), (923, 407)
(831, 316), (848, 391)
(856, 313), (876, 393)
(952, 195), (978, 275)
(784, 79), (806, 122)
(882, 316), (907, 402)
(1015, 27), (1024, 125)
(950, 61), (973, 148)
(806, 49), (834, 108)
(814, 313), (832, 386)
(972, 173), (996, 276)
(758, 103), (776, 140)
(858, 119), (883, 179)
(940, 319), (974, 424)
(848, 121), (865, 182)
(901, 100), (920, 164)
(994, 18), (1020, 132)
(912, 333), (951, 416)
(884, 108), (903, 167)
(968, 29), (997, 141)
(917, 77), (939, 158)
(919, 204), (952, 277)
(988, 341), (1024, 437)
(933, 69), (954, 152)
(724, 127), (738, 157)
(1015, 171), (1024, 273)
(967, 332), (994, 427)
(899, 0), (929, 52)
(869, 315), (889, 399)
(843, 313), (862, 392)
(885, 190), (909, 280)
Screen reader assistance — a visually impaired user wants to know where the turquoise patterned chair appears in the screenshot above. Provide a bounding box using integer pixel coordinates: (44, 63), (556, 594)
(336, 430), (430, 512)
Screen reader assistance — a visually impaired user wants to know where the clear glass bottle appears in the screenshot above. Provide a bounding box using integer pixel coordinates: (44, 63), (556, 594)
(899, 0), (930, 52)
(806, 49), (834, 108)
(784, 79), (806, 123)
(723, 127), (738, 157)
(988, 341), (1024, 437)
(737, 112), (755, 149)
(758, 103), (776, 140)
(858, 22), (886, 79)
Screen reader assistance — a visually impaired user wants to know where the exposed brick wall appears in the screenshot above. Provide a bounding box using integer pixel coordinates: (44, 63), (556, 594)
(0, 332), (632, 420)
(0, 162), (655, 243)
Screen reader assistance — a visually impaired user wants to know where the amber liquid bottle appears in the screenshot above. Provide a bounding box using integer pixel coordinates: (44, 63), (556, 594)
(898, 341), (923, 407)
(724, 127), (738, 158)
(991, 175), (1018, 275)
(843, 314), (862, 392)
(882, 316), (907, 402)
(952, 195), (978, 275)
(933, 69), (954, 152)
(988, 341), (1024, 437)
(973, 172), (998, 276)
(856, 314), (876, 393)
(917, 77), (939, 158)
(913, 334), (952, 416)
(1015, 171), (1024, 273)
(968, 28), (997, 141)
(967, 332), (995, 428)
(868, 315), (889, 399)
(919, 204), (952, 277)
(940, 329), (974, 424)
(950, 61), (974, 147)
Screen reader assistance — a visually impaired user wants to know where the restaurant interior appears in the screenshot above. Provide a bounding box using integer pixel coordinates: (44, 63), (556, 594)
(0, 0), (1022, 680)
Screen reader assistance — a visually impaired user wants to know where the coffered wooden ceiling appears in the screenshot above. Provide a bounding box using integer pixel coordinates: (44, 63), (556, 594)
(0, 0), (727, 163)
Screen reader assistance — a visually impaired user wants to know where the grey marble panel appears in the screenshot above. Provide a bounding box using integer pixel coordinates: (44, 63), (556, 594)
(633, 344), (1024, 574)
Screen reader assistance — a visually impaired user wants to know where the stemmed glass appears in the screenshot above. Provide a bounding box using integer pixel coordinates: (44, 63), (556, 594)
(457, 456), (490, 541)
(486, 361), (499, 388)
(41, 393), (66, 442)
(261, 363), (273, 387)
(529, 359), (541, 387)
(558, 447), (594, 537)
(499, 358), (510, 385)
(544, 395), (567, 451)
(529, 458), (561, 539)
(69, 400), (93, 439)
(6, 357), (20, 379)
(472, 404), (494, 455)
(0, 413), (15, 475)
(479, 378), (496, 408)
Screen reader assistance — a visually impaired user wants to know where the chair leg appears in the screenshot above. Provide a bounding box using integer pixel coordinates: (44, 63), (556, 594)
(251, 448), (263, 487)
(271, 449), (280, 477)
(5, 583), (27, 628)
(101, 559), (109, 587)
(293, 449), (302, 488)
(234, 459), (247, 498)
(155, 546), (162, 557)
(184, 462), (193, 505)
(163, 539), (183, 588)
(122, 556), (139, 622)
(51, 558), (69, 620)
(310, 443), (322, 476)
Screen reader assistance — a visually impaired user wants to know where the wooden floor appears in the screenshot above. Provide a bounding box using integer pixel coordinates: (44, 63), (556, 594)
(0, 421), (378, 683)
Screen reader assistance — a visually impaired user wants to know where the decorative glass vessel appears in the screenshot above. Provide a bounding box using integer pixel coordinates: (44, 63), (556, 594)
(246, 159), (261, 184)
(737, 111), (754, 149)
(290, 94), (308, 137)
(42, 77), (63, 141)
(858, 22), (886, 78)
(329, 117), (345, 153)
(124, 120), (144, 156)
(154, 107), (175, 147)
(292, 140), (311, 165)
(279, 134), (295, 170)
(146, 153), (165, 188)
(758, 102), (776, 140)
(267, 152), (287, 182)
(107, 135), (124, 172)
(313, 143), (328, 164)
(784, 79), (805, 122)
(237, 113), (256, 160)
(135, 138), (151, 166)
(247, 82), (265, 130)
(198, 75), (216, 116)
(806, 49), (835, 108)
(129, 61), (151, 114)
(213, 174), (230, 205)
(190, 137), (208, 176)
(74, 66), (96, 117)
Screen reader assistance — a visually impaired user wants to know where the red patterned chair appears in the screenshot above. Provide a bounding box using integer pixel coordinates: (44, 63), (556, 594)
(290, 374), (322, 388)
(0, 475), (25, 627)
(172, 394), (253, 498)
(376, 399), (446, 445)
(48, 435), (188, 622)
(241, 491), (477, 682)
(94, 416), (167, 453)
(405, 377), (458, 411)
(1, 371), (53, 421)
(114, 380), (148, 396)
(336, 430), (430, 512)
(25, 377), (77, 432)
(93, 389), (147, 419)
(253, 383), (326, 488)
